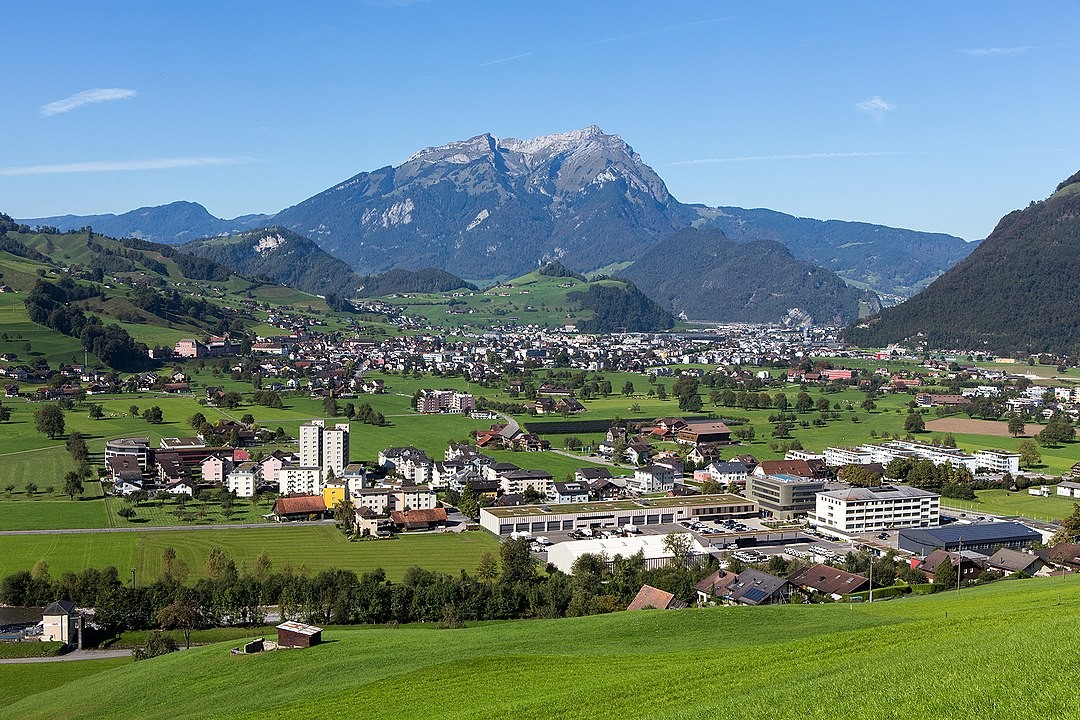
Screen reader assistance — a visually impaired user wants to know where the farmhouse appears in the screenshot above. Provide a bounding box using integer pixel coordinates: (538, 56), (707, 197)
(1057, 481), (1080, 498)
(270, 494), (327, 522)
(676, 421), (732, 445)
(390, 507), (448, 530)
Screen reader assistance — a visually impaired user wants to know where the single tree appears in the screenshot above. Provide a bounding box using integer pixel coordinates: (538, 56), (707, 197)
(475, 552), (499, 581)
(933, 557), (957, 591)
(128, 404), (139, 418)
(1017, 439), (1041, 469)
(0, 403), (10, 423)
(622, 381), (635, 397)
(189, 412), (207, 430)
(33, 404), (65, 439)
(24, 482), (37, 498)
(1007, 414), (1027, 438)
(157, 593), (204, 649)
(904, 413), (926, 434)
(88, 404), (104, 420)
(62, 471), (84, 500)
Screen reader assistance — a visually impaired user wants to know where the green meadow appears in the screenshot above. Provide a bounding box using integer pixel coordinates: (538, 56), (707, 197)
(1, 576), (1077, 719)
(0, 526), (498, 582)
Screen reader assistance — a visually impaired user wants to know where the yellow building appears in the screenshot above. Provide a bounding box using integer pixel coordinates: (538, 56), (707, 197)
(322, 482), (348, 511)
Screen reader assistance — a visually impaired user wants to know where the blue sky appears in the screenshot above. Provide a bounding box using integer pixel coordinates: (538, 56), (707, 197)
(2, 1), (1078, 240)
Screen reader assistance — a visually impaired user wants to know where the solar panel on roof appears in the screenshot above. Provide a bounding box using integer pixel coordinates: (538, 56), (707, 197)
(742, 588), (769, 603)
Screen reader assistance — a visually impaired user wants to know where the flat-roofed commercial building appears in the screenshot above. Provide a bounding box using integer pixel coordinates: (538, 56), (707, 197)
(745, 474), (824, 520)
(548, 534), (710, 574)
(898, 521), (1041, 555)
(812, 484), (940, 534)
(479, 494), (758, 536)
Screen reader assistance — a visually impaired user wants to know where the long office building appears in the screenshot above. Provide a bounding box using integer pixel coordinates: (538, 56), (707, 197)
(811, 485), (940, 534)
(480, 494), (758, 536)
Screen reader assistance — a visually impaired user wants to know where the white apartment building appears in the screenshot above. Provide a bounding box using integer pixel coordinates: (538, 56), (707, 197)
(298, 421), (323, 468)
(823, 447), (874, 468)
(825, 441), (977, 474)
(299, 420), (350, 477)
(630, 465), (676, 494)
(354, 488), (391, 515)
(973, 449), (1021, 474)
(226, 463), (258, 498)
(813, 485), (940, 534)
(279, 466), (323, 496)
(391, 485), (438, 511)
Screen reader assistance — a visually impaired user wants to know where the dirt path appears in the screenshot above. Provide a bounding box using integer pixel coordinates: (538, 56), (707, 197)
(925, 418), (1040, 437)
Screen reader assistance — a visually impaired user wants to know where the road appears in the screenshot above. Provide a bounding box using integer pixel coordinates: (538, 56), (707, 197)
(0, 519), (337, 537)
(0, 649), (131, 664)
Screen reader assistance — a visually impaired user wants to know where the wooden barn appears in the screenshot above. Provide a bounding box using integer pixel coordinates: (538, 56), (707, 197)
(276, 621), (322, 648)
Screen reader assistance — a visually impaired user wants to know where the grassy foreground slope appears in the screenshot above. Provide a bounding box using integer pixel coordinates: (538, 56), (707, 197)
(4, 577), (1077, 720)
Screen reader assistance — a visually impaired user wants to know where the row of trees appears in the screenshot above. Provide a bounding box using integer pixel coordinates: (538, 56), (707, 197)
(0, 540), (713, 637)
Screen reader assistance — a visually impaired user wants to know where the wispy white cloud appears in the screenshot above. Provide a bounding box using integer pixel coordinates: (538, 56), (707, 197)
(472, 52), (533, 68)
(961, 46), (1034, 56)
(670, 151), (910, 166)
(855, 95), (896, 121)
(40, 88), (137, 116)
(0, 156), (252, 176)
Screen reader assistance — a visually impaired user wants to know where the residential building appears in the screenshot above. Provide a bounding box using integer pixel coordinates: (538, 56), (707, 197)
(549, 481), (590, 504)
(973, 449), (1021, 474)
(415, 389), (476, 414)
(745, 473), (824, 519)
(279, 466), (323, 496)
(105, 437), (151, 470)
(391, 485), (437, 511)
(499, 469), (554, 496)
(694, 461), (749, 486)
(299, 420), (350, 476)
(201, 455), (233, 484)
(789, 564), (870, 600)
(630, 465), (676, 494)
(726, 569), (793, 606)
(985, 548), (1047, 576)
(917, 549), (984, 583)
(812, 485), (940, 534)
(226, 463), (258, 498)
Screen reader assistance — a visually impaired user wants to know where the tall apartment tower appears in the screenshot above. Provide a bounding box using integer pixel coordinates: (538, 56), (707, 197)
(322, 423), (350, 478)
(298, 420), (350, 479)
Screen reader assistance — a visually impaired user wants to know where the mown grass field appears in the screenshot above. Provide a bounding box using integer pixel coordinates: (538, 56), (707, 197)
(0, 526), (498, 582)
(1, 576), (1077, 719)
(942, 488), (1080, 522)
(0, 658), (131, 708)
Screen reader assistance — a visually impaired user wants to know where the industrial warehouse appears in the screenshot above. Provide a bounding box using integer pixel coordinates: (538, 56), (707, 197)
(479, 494), (758, 536)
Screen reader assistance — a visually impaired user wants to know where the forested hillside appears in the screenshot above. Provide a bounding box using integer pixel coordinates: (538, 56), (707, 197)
(844, 171), (1080, 353)
(621, 227), (877, 324)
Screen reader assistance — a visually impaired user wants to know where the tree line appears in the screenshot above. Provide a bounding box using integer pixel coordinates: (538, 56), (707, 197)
(0, 539), (713, 636)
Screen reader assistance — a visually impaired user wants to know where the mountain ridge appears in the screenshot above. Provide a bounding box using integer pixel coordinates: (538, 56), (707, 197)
(18, 126), (973, 298)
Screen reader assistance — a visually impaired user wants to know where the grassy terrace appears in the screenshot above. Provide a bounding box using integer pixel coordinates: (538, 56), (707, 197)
(0, 527), (499, 582)
(482, 493), (750, 518)
(1, 576), (1076, 719)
